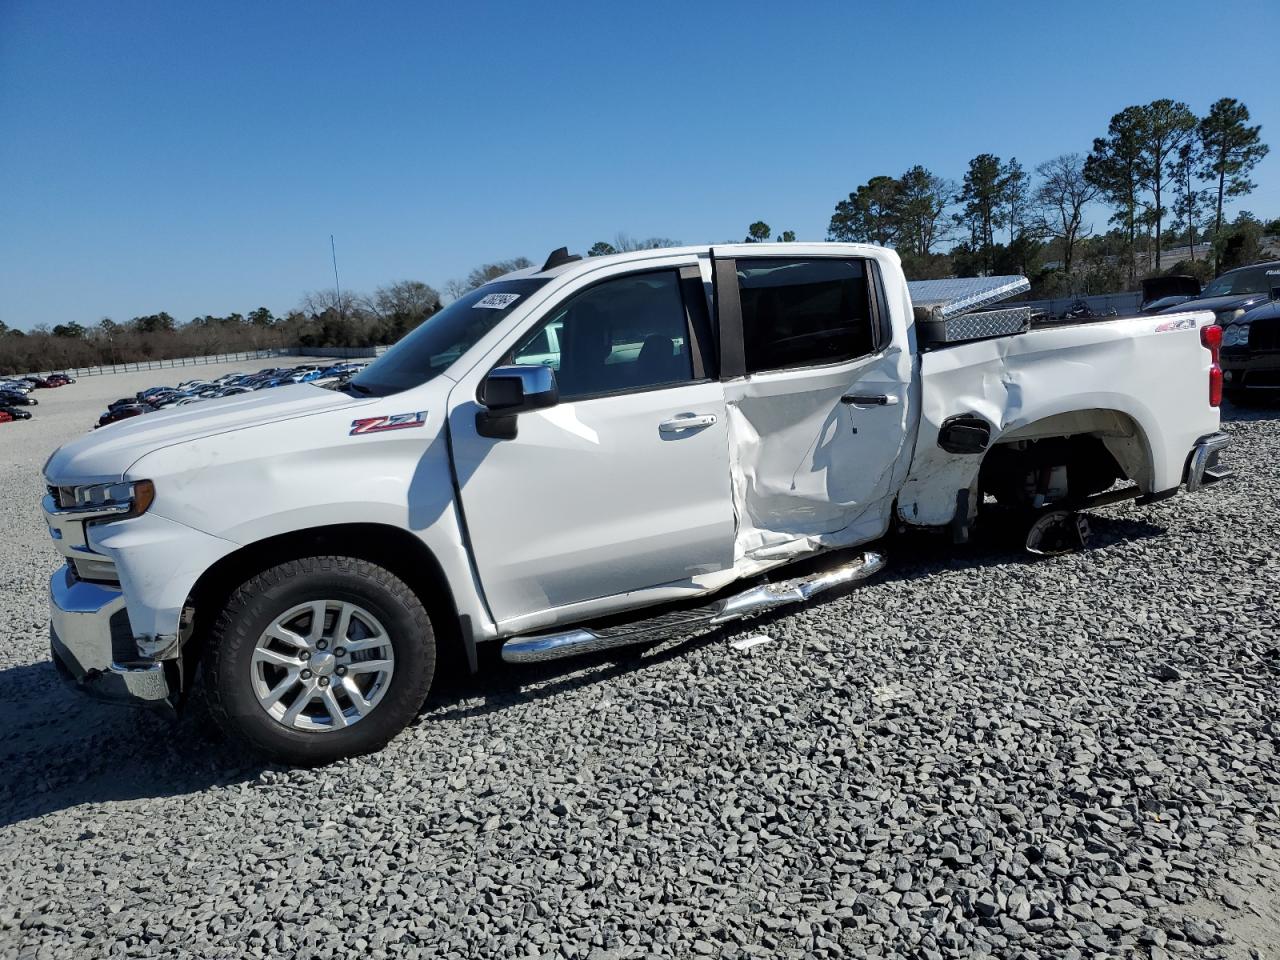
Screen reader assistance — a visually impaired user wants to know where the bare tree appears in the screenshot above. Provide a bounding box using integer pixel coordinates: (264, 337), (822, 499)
(464, 257), (533, 291)
(442, 278), (471, 303)
(299, 288), (362, 319)
(611, 233), (681, 252)
(1035, 153), (1098, 281)
(366, 280), (441, 321)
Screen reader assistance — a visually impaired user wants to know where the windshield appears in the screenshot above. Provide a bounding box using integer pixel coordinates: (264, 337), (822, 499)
(1200, 264), (1280, 298)
(350, 279), (548, 395)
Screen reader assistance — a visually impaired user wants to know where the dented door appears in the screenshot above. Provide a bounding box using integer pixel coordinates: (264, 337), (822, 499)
(712, 249), (916, 567)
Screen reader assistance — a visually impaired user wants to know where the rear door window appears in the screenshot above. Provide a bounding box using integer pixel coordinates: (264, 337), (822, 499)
(736, 258), (875, 374)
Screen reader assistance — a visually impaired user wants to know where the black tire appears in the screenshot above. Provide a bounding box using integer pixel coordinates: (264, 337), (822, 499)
(203, 555), (435, 765)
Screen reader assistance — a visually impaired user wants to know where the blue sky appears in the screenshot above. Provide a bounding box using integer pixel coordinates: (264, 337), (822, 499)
(2, 0), (1278, 330)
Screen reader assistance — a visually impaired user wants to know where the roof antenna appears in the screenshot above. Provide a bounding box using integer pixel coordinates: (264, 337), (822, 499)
(541, 246), (581, 271)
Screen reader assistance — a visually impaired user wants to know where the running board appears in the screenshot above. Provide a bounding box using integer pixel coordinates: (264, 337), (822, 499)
(501, 551), (886, 664)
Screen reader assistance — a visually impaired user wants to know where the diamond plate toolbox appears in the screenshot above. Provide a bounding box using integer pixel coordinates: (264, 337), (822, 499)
(916, 305), (1031, 344)
(907, 275), (1032, 345)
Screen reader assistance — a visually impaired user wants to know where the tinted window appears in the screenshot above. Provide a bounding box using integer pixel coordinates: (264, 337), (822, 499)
(737, 259), (874, 373)
(509, 271), (692, 400)
(1201, 264), (1280, 297)
(352, 279), (548, 395)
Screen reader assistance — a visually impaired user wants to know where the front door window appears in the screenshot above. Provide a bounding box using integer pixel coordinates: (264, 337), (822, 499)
(510, 270), (693, 400)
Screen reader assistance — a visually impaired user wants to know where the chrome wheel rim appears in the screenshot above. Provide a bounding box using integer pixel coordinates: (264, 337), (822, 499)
(250, 600), (395, 732)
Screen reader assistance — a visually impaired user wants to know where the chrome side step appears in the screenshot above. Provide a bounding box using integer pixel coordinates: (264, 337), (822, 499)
(501, 551), (885, 664)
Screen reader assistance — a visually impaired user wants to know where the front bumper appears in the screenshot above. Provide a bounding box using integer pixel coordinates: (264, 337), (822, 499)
(49, 565), (175, 706)
(1222, 345), (1280, 390)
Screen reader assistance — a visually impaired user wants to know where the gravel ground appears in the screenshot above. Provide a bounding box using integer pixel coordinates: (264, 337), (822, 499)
(1, 365), (1278, 959)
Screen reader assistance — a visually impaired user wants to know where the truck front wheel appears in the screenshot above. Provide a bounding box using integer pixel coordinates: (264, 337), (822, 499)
(203, 556), (436, 764)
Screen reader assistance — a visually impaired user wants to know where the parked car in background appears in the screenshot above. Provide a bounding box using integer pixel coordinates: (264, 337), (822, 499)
(151, 392), (198, 409)
(1162, 260), (1280, 327)
(1, 406), (32, 420)
(46, 373), (76, 386)
(1141, 276), (1200, 313)
(23, 376), (53, 389)
(0, 391), (37, 406)
(96, 404), (150, 428)
(1221, 298), (1280, 400)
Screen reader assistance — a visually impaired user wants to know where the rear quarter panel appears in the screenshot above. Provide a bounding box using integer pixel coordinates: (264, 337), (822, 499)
(898, 311), (1220, 526)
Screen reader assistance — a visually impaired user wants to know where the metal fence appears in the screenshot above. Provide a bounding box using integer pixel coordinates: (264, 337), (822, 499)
(24, 345), (387, 379)
(1016, 292), (1144, 319)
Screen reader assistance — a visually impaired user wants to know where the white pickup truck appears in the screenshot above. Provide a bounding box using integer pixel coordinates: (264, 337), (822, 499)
(42, 243), (1231, 763)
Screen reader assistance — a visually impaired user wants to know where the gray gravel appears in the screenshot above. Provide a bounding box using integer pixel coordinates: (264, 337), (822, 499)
(1, 368), (1278, 959)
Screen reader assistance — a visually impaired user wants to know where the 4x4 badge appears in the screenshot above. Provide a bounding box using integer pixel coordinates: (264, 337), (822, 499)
(349, 411), (427, 435)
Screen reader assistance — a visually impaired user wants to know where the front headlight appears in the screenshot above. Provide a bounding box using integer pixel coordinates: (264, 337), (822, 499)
(1222, 323), (1251, 347)
(1216, 308), (1246, 326)
(51, 479), (156, 519)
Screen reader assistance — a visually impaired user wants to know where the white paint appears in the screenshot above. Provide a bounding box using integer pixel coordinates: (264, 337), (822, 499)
(40, 242), (1223, 664)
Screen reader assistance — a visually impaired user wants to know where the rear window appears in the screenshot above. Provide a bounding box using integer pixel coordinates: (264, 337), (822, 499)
(737, 259), (875, 374)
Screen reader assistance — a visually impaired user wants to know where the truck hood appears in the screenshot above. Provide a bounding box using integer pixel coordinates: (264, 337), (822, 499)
(45, 384), (373, 484)
(1163, 293), (1270, 316)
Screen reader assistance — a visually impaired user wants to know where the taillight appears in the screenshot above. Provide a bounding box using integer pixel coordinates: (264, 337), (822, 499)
(1202, 324), (1222, 407)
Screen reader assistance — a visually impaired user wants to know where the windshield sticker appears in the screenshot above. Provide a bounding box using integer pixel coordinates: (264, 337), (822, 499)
(350, 411), (427, 436)
(1155, 316), (1196, 332)
(474, 293), (521, 310)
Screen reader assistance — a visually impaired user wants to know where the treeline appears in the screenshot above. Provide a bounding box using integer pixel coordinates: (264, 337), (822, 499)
(3, 97), (1273, 373)
(809, 97), (1272, 296)
(0, 268), (514, 375)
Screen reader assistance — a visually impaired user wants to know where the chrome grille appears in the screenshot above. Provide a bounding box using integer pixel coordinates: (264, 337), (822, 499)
(41, 490), (123, 582)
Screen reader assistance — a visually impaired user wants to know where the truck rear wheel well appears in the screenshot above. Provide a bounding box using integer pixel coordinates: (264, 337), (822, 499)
(183, 524), (466, 685)
(976, 410), (1154, 509)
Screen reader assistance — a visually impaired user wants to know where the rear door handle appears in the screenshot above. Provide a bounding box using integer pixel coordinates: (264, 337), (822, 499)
(841, 394), (900, 407)
(659, 413), (718, 433)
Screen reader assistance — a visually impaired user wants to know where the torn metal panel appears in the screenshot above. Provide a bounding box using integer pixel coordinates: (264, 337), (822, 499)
(897, 310), (1221, 527)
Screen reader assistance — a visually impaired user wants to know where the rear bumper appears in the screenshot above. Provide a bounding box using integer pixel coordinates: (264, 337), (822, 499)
(49, 565), (175, 706)
(1185, 432), (1232, 493)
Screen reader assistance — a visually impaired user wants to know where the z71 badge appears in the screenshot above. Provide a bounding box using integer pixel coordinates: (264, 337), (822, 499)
(349, 411), (428, 435)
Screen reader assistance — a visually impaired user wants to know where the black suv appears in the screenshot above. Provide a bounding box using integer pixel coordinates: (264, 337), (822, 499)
(1162, 261), (1280, 398)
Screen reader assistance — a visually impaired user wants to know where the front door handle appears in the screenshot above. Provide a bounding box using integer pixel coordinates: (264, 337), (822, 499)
(841, 394), (900, 407)
(659, 413), (718, 433)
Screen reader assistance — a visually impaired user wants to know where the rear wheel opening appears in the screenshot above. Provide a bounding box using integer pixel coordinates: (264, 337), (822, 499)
(977, 435), (1126, 555)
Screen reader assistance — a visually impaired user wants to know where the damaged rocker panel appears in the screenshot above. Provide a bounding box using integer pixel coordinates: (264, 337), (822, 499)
(501, 551), (885, 663)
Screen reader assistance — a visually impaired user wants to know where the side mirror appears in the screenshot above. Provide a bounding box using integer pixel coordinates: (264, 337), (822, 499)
(476, 365), (559, 439)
